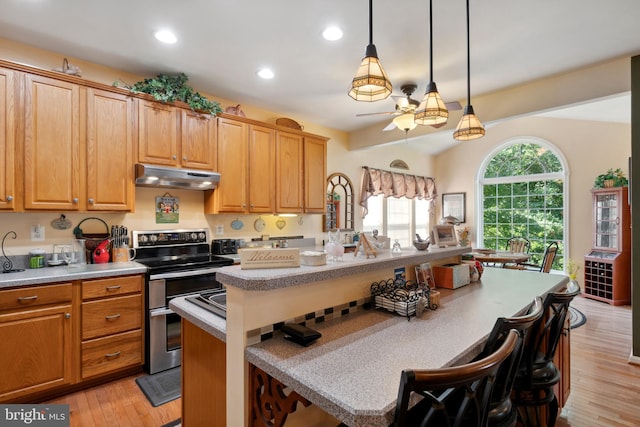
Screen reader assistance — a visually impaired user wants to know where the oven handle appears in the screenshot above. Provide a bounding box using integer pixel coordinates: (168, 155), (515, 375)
(150, 307), (175, 317)
(150, 267), (224, 281)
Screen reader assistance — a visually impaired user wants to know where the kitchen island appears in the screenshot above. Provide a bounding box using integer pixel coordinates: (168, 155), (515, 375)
(170, 247), (569, 426)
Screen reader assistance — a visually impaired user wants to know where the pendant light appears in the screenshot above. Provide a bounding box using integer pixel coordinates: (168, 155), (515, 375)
(454, 0), (485, 140)
(414, 0), (448, 126)
(348, 0), (392, 101)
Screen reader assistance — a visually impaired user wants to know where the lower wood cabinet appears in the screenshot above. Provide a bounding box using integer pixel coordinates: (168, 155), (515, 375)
(0, 283), (73, 401)
(80, 275), (143, 380)
(0, 274), (144, 403)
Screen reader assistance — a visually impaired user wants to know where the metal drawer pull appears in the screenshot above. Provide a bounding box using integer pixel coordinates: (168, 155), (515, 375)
(18, 295), (38, 302)
(105, 313), (121, 320)
(105, 351), (121, 358)
(105, 285), (122, 291)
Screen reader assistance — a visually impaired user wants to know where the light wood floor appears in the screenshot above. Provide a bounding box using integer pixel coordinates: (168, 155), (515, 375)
(46, 295), (639, 427)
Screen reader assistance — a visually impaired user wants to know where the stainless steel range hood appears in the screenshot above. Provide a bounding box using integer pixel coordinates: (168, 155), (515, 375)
(135, 164), (220, 190)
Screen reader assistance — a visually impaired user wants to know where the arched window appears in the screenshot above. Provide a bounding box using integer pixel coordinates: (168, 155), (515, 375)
(477, 138), (569, 271)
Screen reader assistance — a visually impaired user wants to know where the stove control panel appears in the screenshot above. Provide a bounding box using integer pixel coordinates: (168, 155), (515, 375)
(133, 229), (209, 247)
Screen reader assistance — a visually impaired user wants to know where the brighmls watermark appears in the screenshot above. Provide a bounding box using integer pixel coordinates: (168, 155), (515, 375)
(0, 405), (69, 426)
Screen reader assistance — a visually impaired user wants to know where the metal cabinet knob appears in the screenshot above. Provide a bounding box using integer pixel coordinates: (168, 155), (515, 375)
(6, 196), (12, 201)
(65, 313), (71, 319)
(88, 198), (94, 204)
(72, 198), (79, 204)
(183, 156), (187, 161)
(172, 155), (177, 160)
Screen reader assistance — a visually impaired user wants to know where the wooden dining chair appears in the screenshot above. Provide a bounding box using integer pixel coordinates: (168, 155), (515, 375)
(517, 241), (559, 273)
(392, 330), (519, 427)
(505, 237), (531, 254)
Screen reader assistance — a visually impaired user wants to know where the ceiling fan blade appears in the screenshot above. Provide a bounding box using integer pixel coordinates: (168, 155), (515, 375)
(445, 101), (462, 111)
(383, 121), (397, 131)
(356, 111), (398, 117)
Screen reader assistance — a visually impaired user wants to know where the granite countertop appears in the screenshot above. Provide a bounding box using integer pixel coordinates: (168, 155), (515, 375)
(0, 262), (148, 289)
(244, 268), (569, 427)
(217, 246), (469, 291)
(171, 295), (227, 342)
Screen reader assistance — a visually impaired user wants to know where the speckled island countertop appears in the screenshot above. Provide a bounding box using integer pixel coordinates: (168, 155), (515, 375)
(0, 262), (147, 289)
(245, 268), (569, 427)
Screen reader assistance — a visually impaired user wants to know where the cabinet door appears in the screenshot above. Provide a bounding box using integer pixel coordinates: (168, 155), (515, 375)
(275, 131), (303, 213)
(138, 100), (179, 166)
(592, 187), (629, 252)
(248, 124), (275, 213)
(181, 110), (216, 170)
(24, 74), (81, 210)
(0, 67), (16, 210)
(86, 88), (134, 211)
(0, 304), (73, 401)
(304, 136), (327, 213)
(212, 117), (248, 213)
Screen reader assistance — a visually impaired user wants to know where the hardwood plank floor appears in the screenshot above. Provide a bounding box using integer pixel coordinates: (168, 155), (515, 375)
(45, 295), (639, 426)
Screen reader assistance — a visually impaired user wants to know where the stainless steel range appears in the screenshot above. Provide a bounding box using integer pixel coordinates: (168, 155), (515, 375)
(133, 228), (233, 374)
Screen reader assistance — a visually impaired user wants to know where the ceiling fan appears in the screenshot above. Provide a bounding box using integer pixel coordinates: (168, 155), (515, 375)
(356, 83), (462, 132)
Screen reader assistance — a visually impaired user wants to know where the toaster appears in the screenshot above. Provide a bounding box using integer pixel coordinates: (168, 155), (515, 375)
(212, 239), (239, 255)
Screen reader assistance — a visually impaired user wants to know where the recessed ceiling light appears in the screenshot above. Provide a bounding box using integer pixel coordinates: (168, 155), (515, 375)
(322, 26), (343, 41)
(154, 30), (177, 44)
(257, 68), (275, 79)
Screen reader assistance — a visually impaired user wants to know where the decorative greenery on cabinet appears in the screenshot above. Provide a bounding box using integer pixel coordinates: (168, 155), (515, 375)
(114, 73), (222, 115)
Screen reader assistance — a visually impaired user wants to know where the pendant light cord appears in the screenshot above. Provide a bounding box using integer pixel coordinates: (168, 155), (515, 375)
(429, 0), (433, 82)
(465, 0), (471, 106)
(369, 0), (374, 45)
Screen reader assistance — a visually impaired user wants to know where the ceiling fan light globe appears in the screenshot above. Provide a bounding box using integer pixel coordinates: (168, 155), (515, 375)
(393, 113), (418, 132)
(348, 45), (393, 102)
(453, 105), (485, 140)
(415, 82), (449, 126)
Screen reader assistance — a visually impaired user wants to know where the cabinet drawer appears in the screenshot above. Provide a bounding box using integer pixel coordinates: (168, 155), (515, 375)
(82, 329), (142, 379)
(0, 283), (72, 312)
(82, 275), (143, 300)
(82, 294), (141, 339)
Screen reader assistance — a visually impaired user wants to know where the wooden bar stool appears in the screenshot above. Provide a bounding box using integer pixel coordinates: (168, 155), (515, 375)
(512, 285), (581, 427)
(474, 297), (544, 427)
(392, 330), (519, 427)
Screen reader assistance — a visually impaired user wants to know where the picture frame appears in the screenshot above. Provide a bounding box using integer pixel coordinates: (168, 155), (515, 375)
(415, 262), (436, 289)
(432, 224), (458, 247)
(442, 192), (466, 223)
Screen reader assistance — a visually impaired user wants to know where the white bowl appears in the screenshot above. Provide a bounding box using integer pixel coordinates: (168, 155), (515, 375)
(300, 251), (327, 266)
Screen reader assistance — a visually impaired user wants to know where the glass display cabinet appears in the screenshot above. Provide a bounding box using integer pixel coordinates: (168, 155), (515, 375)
(584, 187), (630, 305)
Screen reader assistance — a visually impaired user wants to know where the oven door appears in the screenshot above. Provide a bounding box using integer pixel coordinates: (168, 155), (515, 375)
(147, 268), (223, 374)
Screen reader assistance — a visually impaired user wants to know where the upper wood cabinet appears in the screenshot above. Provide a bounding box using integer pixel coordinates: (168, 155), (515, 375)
(181, 109), (217, 170)
(24, 74), (81, 210)
(275, 131), (304, 213)
(206, 117), (275, 213)
(85, 88), (134, 211)
(0, 67), (16, 211)
(303, 136), (327, 213)
(137, 100), (179, 166)
(138, 99), (216, 170)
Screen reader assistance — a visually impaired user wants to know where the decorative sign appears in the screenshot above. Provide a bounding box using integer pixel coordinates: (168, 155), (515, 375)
(156, 194), (180, 224)
(240, 248), (300, 269)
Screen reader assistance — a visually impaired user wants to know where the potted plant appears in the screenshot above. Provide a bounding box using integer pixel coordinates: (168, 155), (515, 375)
(594, 168), (628, 188)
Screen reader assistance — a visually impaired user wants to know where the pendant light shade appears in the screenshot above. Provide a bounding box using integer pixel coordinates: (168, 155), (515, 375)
(454, 0), (485, 141)
(349, 0), (392, 101)
(415, 0), (448, 126)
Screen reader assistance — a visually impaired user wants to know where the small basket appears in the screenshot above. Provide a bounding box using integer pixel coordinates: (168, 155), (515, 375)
(371, 279), (436, 321)
(73, 217), (110, 262)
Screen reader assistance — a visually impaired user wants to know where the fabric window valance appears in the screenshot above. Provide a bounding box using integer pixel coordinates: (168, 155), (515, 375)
(359, 166), (437, 217)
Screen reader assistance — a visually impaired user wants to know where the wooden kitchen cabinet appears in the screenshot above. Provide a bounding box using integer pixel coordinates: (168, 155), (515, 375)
(0, 283), (73, 402)
(138, 99), (217, 170)
(275, 131), (304, 213)
(23, 73), (81, 210)
(205, 117), (275, 213)
(304, 136), (327, 213)
(0, 67), (17, 211)
(80, 275), (143, 379)
(85, 88), (135, 211)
